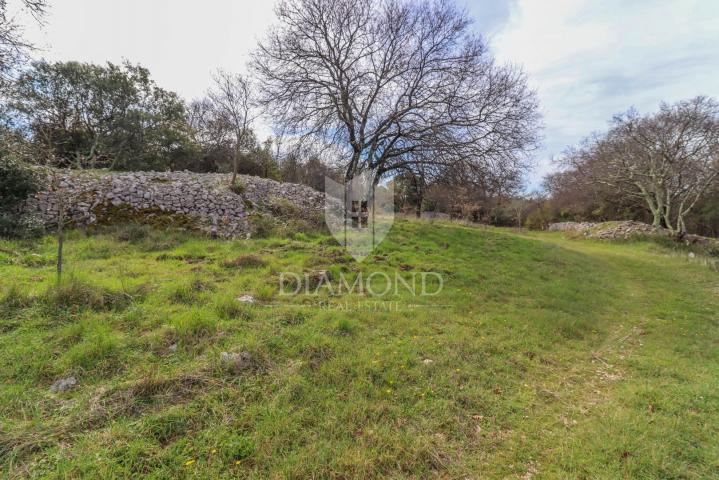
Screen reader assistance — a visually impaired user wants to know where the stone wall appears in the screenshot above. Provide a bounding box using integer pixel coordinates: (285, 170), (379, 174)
(547, 222), (596, 232)
(547, 221), (663, 238)
(547, 220), (717, 247)
(23, 170), (325, 238)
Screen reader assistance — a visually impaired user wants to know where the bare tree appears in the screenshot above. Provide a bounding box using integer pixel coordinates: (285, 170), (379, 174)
(252, 0), (540, 185)
(0, 0), (47, 87)
(207, 70), (257, 185)
(563, 97), (719, 234)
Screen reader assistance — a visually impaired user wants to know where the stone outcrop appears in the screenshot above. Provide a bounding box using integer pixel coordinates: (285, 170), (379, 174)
(23, 170), (325, 238)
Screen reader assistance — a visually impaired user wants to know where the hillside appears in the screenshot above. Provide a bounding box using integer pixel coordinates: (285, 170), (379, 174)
(1, 221), (717, 479)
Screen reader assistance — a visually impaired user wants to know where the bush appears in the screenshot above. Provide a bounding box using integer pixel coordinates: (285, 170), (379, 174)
(268, 196), (298, 217)
(0, 155), (42, 238)
(248, 212), (277, 238)
(524, 206), (553, 230)
(229, 179), (246, 195)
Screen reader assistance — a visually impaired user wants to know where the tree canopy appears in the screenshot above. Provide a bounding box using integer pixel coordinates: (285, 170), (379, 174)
(553, 97), (719, 234)
(10, 60), (197, 170)
(253, 0), (541, 184)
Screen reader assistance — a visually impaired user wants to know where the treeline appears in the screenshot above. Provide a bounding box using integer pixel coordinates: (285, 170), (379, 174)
(2, 0), (541, 219)
(5, 1), (715, 237)
(1, 60), (336, 188)
(541, 97), (719, 236)
(394, 97), (719, 237)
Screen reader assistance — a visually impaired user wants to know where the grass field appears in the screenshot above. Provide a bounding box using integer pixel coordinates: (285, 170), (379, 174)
(1, 220), (717, 479)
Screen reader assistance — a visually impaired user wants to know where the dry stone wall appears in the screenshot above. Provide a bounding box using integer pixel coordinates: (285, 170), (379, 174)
(548, 221), (664, 238)
(23, 170), (325, 238)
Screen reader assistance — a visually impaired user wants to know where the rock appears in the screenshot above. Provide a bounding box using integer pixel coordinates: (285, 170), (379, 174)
(236, 294), (255, 304)
(220, 351), (253, 373)
(547, 222), (595, 232)
(21, 170), (325, 239)
(50, 376), (77, 393)
(422, 359), (434, 365)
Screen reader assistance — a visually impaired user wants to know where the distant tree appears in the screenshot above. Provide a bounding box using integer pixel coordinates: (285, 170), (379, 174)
(253, 0), (540, 185)
(11, 60), (196, 170)
(523, 193), (552, 230)
(256, 138), (279, 179)
(0, 0), (47, 88)
(0, 139), (39, 237)
(560, 97), (719, 234)
(186, 97), (228, 172)
(206, 70), (257, 185)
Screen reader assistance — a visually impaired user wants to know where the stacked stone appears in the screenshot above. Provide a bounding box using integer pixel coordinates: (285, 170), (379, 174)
(24, 170), (325, 238)
(588, 221), (662, 239)
(547, 222), (596, 232)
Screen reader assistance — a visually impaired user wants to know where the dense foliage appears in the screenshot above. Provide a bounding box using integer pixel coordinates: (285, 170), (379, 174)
(0, 148), (40, 237)
(10, 61), (198, 171)
(543, 97), (719, 236)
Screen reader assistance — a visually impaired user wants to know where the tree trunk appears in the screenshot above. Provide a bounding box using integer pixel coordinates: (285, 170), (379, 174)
(677, 213), (687, 235)
(56, 194), (65, 283)
(231, 145), (239, 185)
(412, 173), (423, 218)
(651, 209), (662, 228)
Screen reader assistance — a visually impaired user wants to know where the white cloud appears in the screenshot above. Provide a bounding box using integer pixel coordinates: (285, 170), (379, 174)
(20, 0), (719, 188)
(491, 0), (719, 187)
(25, 0), (277, 100)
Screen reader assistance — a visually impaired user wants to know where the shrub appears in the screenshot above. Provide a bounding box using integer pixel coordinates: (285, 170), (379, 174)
(524, 206), (553, 230)
(268, 196), (298, 217)
(229, 179), (246, 195)
(0, 155), (42, 238)
(248, 212), (277, 238)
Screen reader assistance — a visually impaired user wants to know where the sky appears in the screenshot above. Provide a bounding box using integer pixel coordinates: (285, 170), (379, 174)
(21, 0), (719, 190)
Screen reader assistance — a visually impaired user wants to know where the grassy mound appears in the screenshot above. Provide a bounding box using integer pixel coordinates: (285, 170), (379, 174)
(0, 220), (717, 478)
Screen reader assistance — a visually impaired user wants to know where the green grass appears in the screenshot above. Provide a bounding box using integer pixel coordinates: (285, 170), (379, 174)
(0, 220), (717, 479)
